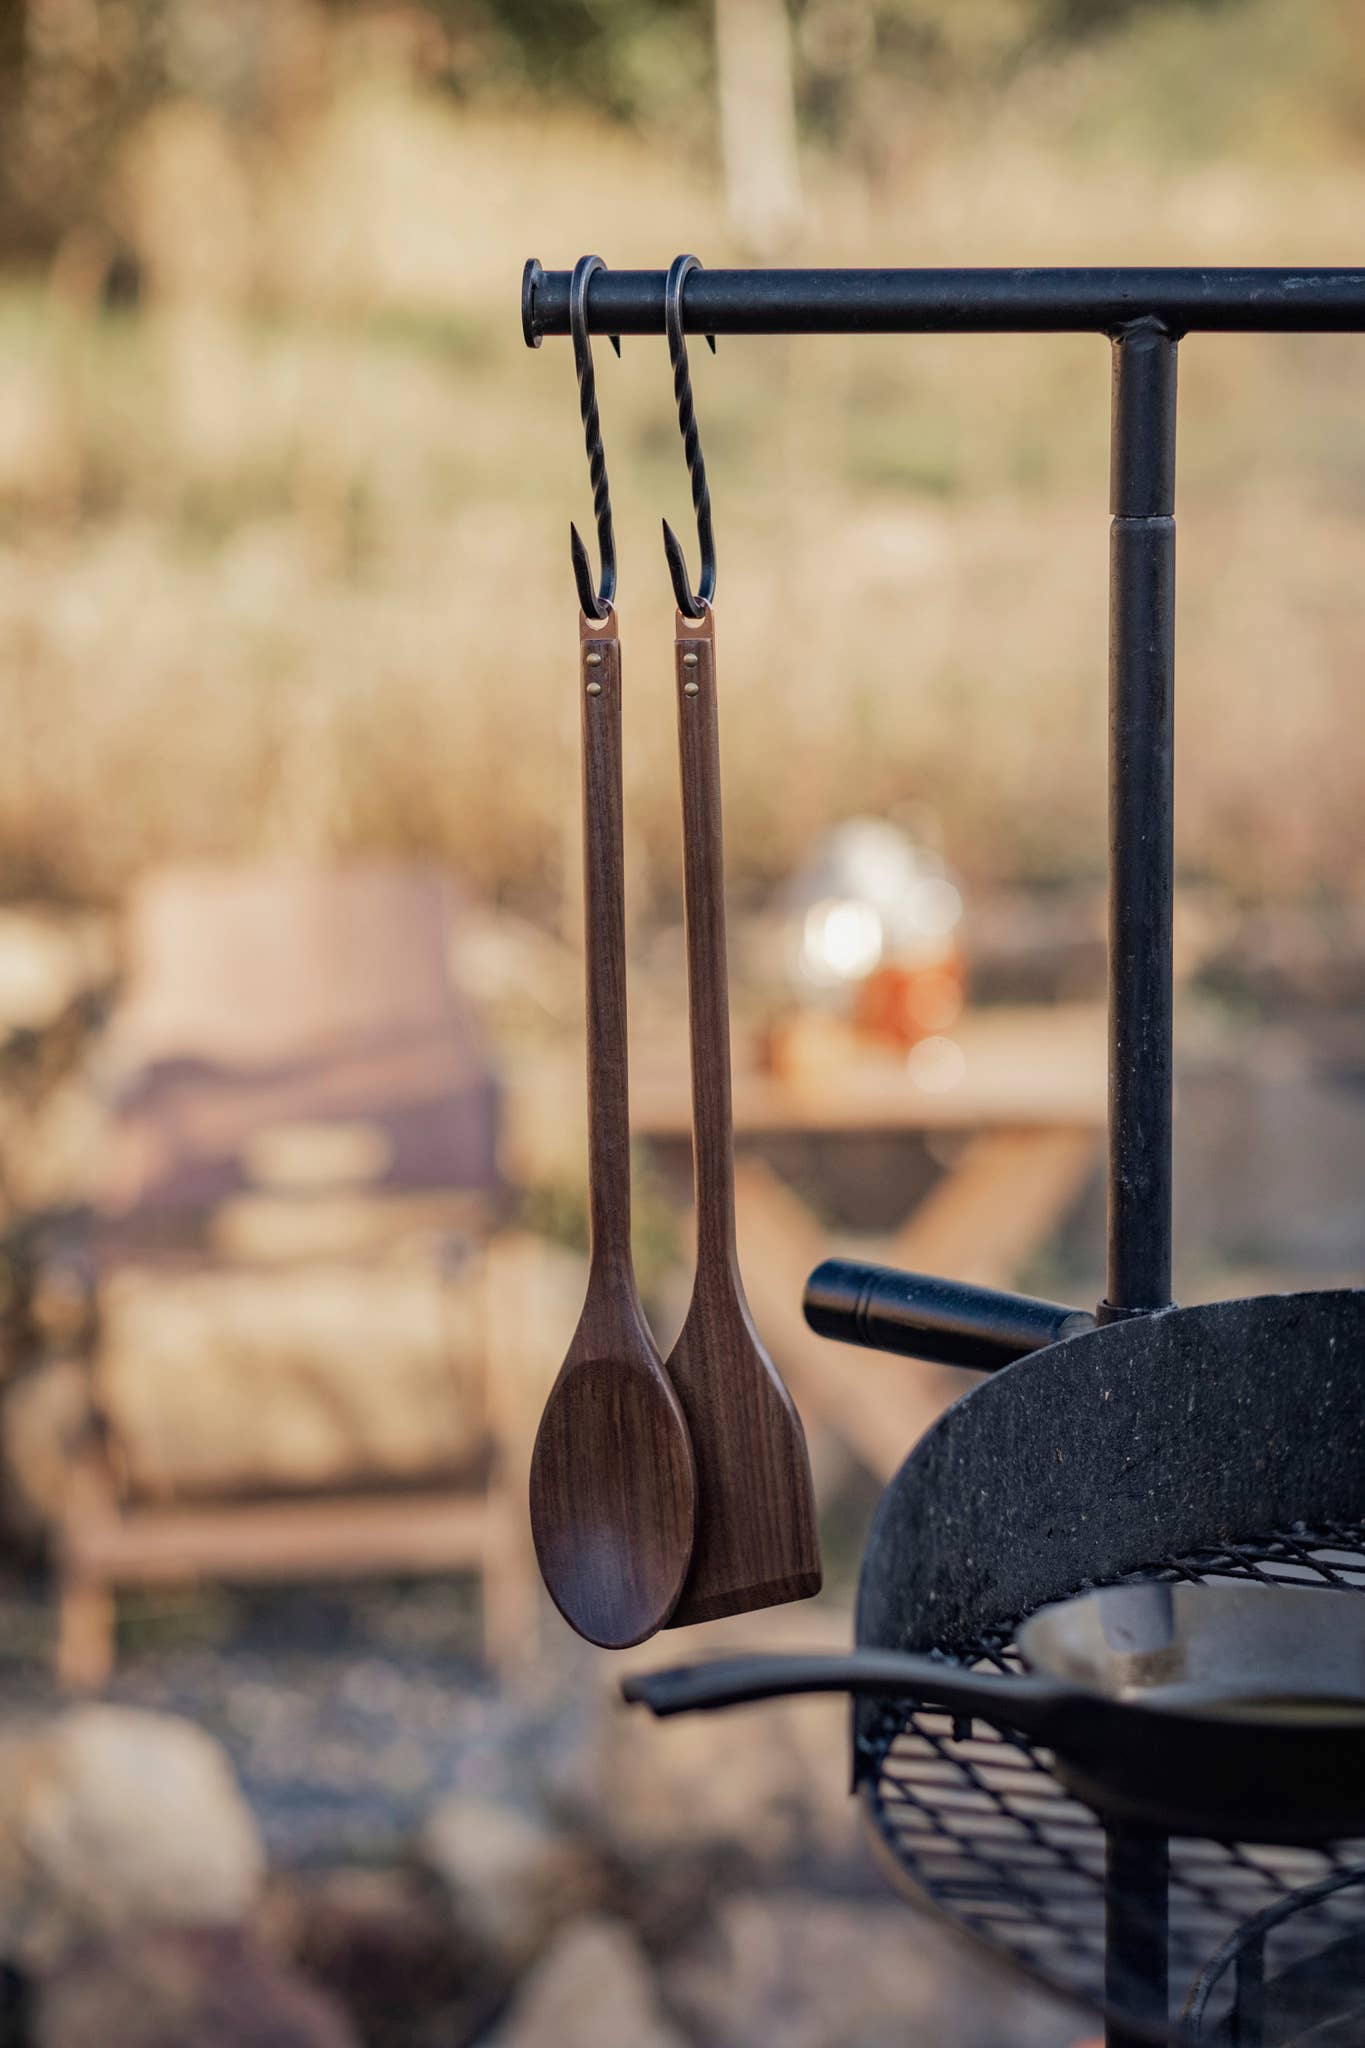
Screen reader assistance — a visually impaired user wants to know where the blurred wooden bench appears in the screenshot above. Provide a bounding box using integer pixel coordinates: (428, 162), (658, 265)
(56, 1225), (558, 1689)
(54, 866), (541, 1689)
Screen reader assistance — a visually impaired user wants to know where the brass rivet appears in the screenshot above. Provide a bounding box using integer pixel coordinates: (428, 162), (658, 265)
(682, 653), (699, 667)
(684, 681), (700, 696)
(586, 681), (602, 695)
(584, 652), (603, 666)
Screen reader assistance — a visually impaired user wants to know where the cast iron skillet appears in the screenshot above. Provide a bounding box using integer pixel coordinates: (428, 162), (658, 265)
(625, 1580), (1365, 1843)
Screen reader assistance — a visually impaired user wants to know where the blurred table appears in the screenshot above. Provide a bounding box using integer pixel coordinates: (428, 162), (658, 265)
(630, 1001), (1106, 1140)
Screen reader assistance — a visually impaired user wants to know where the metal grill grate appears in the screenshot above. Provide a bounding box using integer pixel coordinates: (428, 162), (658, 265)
(865, 1523), (1365, 2045)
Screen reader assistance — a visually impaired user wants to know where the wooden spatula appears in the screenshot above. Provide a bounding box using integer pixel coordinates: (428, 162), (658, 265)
(664, 607), (822, 1626)
(530, 610), (697, 1648)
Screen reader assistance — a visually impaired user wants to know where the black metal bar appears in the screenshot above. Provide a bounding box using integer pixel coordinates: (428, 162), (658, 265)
(1104, 321), (1176, 1319)
(1105, 1830), (1170, 2048)
(524, 262), (1365, 342)
(803, 1258), (1095, 1371)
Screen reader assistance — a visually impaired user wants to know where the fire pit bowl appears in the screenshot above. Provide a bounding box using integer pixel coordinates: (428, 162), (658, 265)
(850, 1286), (1365, 2042)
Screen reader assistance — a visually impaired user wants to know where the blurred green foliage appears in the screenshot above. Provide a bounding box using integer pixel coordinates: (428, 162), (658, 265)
(0, 0), (1249, 257)
(793, 0), (1236, 138)
(427, 0), (1242, 129)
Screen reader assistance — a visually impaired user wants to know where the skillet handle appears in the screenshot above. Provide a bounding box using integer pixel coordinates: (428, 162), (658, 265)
(804, 1259), (1095, 1371)
(622, 1650), (1063, 1739)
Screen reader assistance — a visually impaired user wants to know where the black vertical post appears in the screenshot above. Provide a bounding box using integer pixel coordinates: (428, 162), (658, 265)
(1105, 1830), (1171, 2046)
(1102, 321), (1175, 2048)
(1104, 319), (1177, 1320)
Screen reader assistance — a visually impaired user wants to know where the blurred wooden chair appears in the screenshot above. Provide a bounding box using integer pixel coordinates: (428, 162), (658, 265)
(51, 865), (543, 1688)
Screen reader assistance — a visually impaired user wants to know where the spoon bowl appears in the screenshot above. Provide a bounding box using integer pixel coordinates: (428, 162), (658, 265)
(532, 1293), (696, 1648)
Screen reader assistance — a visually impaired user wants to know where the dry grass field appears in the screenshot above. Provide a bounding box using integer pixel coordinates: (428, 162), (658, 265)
(0, 1), (1364, 926)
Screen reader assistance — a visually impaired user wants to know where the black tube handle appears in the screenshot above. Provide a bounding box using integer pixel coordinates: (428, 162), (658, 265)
(803, 1259), (1095, 1372)
(621, 1650), (1064, 1739)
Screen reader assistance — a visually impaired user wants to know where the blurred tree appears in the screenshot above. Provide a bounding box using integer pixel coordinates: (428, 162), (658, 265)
(716, 0), (804, 253)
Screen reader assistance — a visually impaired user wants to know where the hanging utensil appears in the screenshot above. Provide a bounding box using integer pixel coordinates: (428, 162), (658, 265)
(658, 256), (821, 1626)
(530, 258), (696, 1650)
(627, 1580), (1365, 1843)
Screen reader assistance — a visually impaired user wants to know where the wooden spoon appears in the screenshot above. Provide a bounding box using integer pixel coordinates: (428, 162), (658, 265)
(664, 607), (822, 1626)
(530, 611), (697, 1649)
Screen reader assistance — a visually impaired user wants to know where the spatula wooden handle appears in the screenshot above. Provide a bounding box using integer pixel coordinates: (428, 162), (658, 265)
(675, 609), (738, 1274)
(580, 610), (633, 1274)
(664, 611), (821, 1628)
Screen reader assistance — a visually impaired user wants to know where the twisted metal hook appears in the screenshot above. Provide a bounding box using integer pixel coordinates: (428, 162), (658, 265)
(661, 254), (717, 619)
(568, 254), (621, 621)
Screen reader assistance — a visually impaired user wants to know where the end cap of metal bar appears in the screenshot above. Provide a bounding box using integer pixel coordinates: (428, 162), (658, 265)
(522, 258), (544, 349)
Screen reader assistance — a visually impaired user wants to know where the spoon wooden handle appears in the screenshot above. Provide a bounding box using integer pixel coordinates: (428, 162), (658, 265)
(580, 609), (633, 1278)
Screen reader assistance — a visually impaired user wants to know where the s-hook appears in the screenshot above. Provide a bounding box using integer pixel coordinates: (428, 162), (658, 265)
(661, 254), (718, 620)
(568, 254), (621, 622)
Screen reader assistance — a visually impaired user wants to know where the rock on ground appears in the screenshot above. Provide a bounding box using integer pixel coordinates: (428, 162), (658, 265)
(0, 1706), (264, 1969)
(34, 1925), (357, 2048)
(416, 1794), (600, 1971)
(659, 1893), (1080, 2048)
(598, 1606), (861, 1884)
(491, 1915), (685, 2048)
(606, 1685), (854, 1872)
(264, 1865), (494, 2048)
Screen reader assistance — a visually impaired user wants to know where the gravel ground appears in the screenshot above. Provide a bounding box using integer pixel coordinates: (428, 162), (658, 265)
(0, 1576), (578, 1864)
